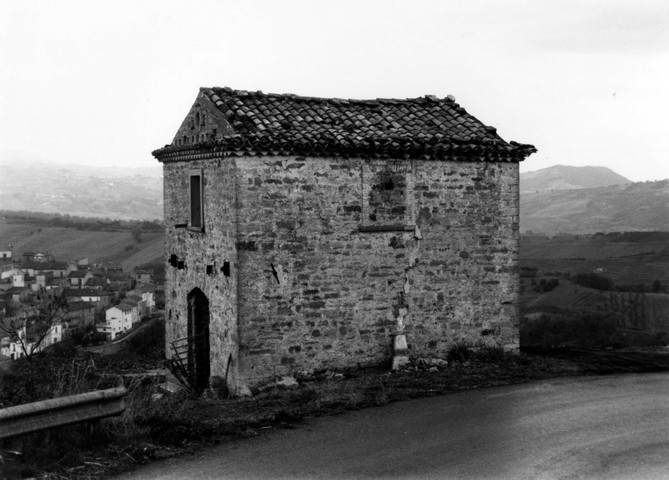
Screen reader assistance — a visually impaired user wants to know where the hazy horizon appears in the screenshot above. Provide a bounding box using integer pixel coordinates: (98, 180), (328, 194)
(3, 150), (668, 184)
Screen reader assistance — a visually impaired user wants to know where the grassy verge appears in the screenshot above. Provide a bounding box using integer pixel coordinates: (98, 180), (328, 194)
(3, 333), (669, 479)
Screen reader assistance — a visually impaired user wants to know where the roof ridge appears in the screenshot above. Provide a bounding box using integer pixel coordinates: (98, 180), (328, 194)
(205, 86), (459, 106)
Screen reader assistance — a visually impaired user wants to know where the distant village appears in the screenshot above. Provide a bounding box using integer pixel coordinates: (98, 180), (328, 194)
(0, 244), (164, 362)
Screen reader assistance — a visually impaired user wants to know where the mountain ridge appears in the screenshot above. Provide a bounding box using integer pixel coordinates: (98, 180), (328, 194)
(520, 165), (631, 193)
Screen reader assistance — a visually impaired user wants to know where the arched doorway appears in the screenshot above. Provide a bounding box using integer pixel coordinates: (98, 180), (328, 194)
(187, 288), (210, 394)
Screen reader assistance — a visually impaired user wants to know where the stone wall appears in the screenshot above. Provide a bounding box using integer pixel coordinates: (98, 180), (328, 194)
(162, 153), (519, 388)
(233, 156), (519, 386)
(162, 157), (239, 389)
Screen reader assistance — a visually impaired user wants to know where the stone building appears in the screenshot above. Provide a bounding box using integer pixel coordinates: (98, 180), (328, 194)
(153, 86), (536, 393)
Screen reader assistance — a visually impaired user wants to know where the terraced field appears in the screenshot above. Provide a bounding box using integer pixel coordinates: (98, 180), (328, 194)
(521, 257), (668, 286)
(521, 233), (669, 345)
(0, 221), (164, 271)
(526, 283), (669, 334)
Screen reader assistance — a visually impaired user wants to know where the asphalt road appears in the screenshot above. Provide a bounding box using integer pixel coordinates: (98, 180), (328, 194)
(115, 373), (669, 480)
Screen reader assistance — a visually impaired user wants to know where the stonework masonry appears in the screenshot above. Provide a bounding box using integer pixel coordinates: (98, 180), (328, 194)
(157, 87), (534, 392)
(162, 154), (520, 389)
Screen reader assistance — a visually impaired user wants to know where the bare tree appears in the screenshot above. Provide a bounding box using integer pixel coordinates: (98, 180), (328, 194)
(0, 289), (68, 395)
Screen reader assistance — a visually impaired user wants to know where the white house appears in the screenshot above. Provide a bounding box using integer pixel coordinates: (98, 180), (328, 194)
(0, 262), (18, 280)
(99, 302), (136, 340)
(0, 320), (63, 360)
(0, 245), (12, 260)
(68, 270), (93, 287)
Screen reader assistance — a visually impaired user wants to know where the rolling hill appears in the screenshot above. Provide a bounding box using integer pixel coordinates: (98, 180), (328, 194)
(520, 179), (669, 234)
(520, 165), (631, 193)
(0, 158), (163, 221)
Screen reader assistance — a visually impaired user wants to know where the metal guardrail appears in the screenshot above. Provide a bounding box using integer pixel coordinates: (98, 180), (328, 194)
(0, 387), (127, 440)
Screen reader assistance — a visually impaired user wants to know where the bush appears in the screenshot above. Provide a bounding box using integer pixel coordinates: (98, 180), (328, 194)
(126, 320), (165, 359)
(520, 312), (620, 348)
(573, 272), (614, 291)
(446, 341), (510, 364)
(447, 341), (474, 363)
(534, 278), (560, 293)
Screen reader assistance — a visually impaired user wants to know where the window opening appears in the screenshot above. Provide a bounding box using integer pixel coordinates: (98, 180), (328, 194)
(189, 169), (204, 232)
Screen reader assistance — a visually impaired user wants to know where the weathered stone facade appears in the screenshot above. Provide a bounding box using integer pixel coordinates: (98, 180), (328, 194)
(155, 87), (534, 391)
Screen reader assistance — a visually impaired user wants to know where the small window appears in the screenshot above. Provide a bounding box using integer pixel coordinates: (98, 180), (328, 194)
(189, 169), (204, 232)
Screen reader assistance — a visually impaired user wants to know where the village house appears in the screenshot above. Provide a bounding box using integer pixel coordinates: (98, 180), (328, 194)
(0, 244), (13, 260)
(99, 302), (136, 340)
(67, 269), (93, 288)
(126, 284), (156, 317)
(85, 276), (110, 289)
(62, 301), (96, 338)
(0, 316), (63, 360)
(64, 288), (114, 312)
(0, 262), (17, 282)
(134, 269), (154, 285)
(7, 286), (30, 304)
(155, 87), (536, 392)
(21, 251), (53, 264)
(38, 261), (74, 278)
(106, 271), (132, 292)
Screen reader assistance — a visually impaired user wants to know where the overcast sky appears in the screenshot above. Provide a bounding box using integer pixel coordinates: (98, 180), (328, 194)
(1, 0), (667, 181)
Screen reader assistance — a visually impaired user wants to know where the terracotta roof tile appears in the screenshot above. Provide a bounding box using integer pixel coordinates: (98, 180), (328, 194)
(153, 87), (536, 162)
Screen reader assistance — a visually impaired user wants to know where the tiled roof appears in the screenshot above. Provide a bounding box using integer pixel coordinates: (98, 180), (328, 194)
(86, 277), (109, 287)
(68, 270), (90, 278)
(113, 302), (136, 312)
(67, 301), (96, 311)
(65, 288), (113, 297)
(153, 87), (536, 162)
(22, 261), (69, 271)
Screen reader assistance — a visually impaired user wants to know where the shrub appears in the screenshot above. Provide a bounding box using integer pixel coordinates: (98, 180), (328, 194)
(126, 320), (165, 358)
(446, 341), (510, 364)
(520, 312), (620, 349)
(534, 278), (560, 293)
(573, 272), (614, 291)
(447, 341), (474, 363)
(473, 344), (508, 363)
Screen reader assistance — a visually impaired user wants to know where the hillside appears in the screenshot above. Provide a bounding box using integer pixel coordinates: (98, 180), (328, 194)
(524, 283), (669, 338)
(520, 180), (669, 234)
(520, 232), (669, 347)
(0, 221), (163, 272)
(520, 165), (631, 193)
(0, 158), (163, 221)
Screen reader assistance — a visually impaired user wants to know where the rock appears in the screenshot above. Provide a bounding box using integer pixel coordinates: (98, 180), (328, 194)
(235, 385), (253, 398)
(275, 376), (299, 389)
(209, 375), (229, 398)
(150, 393), (164, 402)
(158, 381), (185, 395)
(295, 370), (315, 382)
(392, 355), (411, 370)
(429, 367), (439, 373)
